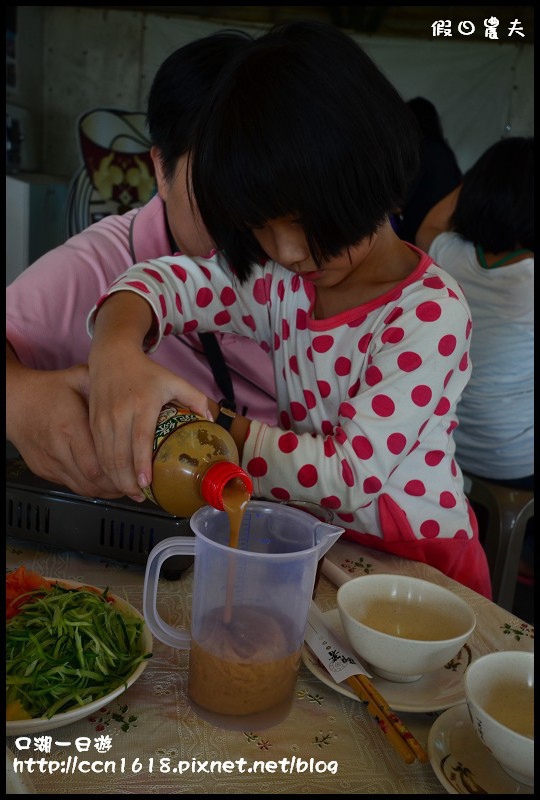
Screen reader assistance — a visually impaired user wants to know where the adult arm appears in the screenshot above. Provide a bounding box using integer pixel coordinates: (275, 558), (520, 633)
(6, 342), (123, 497)
(415, 185), (461, 253)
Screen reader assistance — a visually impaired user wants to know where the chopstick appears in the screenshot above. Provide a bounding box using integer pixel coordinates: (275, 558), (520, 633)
(345, 674), (429, 764)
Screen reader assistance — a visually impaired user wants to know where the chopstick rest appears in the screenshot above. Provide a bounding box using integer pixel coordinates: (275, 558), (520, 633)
(305, 603), (428, 765)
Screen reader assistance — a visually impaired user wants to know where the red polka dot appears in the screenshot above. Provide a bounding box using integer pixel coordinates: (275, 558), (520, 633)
(184, 319), (198, 333)
(322, 496), (341, 510)
(348, 378), (361, 397)
(164, 323), (173, 336)
(296, 309), (308, 329)
(352, 436), (373, 459)
(175, 294), (183, 314)
(271, 487), (290, 500)
(451, 459), (457, 477)
(416, 301), (441, 322)
(306, 346), (313, 362)
(298, 464), (318, 487)
(335, 357), (351, 376)
(420, 519), (440, 538)
(278, 432), (299, 453)
(372, 395), (395, 417)
(242, 315), (256, 331)
(384, 307), (403, 324)
(423, 276), (445, 290)
(290, 402), (307, 421)
(274, 332), (280, 350)
(438, 334), (457, 356)
(321, 420), (334, 436)
(170, 263), (187, 282)
(455, 529), (469, 540)
(335, 427), (347, 444)
(447, 420), (457, 435)
(358, 333), (372, 353)
(339, 402), (356, 419)
(363, 476), (381, 493)
(313, 335), (334, 353)
(381, 327), (404, 344)
(277, 280), (285, 301)
(200, 265), (212, 281)
(408, 440), (420, 453)
(387, 432), (406, 454)
(397, 352), (422, 372)
(459, 352), (469, 371)
(248, 457), (267, 478)
(337, 511), (355, 523)
(342, 460), (354, 487)
(127, 280), (151, 293)
(466, 319), (472, 339)
(253, 276), (271, 304)
(304, 390), (317, 409)
(291, 274), (302, 292)
(289, 355), (299, 374)
(159, 295), (167, 317)
(440, 492), (457, 508)
(220, 286), (236, 306)
(317, 380), (331, 398)
(365, 365), (383, 385)
(443, 369), (453, 388)
(260, 341), (270, 353)
(404, 480), (426, 496)
(418, 419), (428, 436)
(280, 410), (291, 429)
(282, 319), (290, 340)
(434, 397), (451, 416)
(214, 310), (231, 325)
(324, 438), (336, 457)
(196, 287), (213, 308)
(411, 385), (432, 407)
(143, 267), (164, 282)
(425, 450), (445, 466)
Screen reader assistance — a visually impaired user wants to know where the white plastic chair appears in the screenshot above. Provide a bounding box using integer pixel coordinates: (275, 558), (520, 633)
(463, 471), (534, 612)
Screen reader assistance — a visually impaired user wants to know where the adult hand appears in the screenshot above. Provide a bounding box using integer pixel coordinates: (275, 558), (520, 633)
(6, 356), (123, 498)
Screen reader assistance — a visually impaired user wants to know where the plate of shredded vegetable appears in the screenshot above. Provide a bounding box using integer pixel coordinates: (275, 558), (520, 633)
(6, 566), (153, 736)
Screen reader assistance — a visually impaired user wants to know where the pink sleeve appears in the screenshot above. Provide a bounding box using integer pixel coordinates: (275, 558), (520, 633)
(6, 212), (136, 369)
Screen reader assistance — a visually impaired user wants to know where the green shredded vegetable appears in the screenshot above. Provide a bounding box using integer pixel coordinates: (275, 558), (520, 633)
(6, 584), (152, 720)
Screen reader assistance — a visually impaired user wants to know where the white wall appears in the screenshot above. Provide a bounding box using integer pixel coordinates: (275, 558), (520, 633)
(12, 7), (535, 179)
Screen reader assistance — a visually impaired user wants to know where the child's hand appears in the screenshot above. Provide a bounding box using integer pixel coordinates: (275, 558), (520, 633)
(88, 346), (211, 499)
(88, 291), (211, 498)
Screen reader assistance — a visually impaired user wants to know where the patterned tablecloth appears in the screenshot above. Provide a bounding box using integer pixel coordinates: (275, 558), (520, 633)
(6, 535), (534, 795)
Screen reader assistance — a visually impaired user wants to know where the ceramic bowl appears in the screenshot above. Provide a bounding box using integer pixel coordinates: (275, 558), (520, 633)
(337, 574), (476, 682)
(6, 579), (153, 736)
(464, 651), (534, 786)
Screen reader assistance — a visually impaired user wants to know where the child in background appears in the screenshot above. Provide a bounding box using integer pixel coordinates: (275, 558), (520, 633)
(87, 21), (492, 598)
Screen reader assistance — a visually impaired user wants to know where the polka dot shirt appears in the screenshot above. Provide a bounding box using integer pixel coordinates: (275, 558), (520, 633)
(89, 246), (485, 584)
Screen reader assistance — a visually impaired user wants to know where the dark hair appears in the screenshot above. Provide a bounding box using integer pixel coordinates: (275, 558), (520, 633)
(190, 21), (420, 281)
(451, 137), (534, 253)
(146, 30), (253, 183)
(406, 97), (445, 143)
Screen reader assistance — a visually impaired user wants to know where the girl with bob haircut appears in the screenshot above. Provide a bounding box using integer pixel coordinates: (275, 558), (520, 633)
(87, 21), (492, 598)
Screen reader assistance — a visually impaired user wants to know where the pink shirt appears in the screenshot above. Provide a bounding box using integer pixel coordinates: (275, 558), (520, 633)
(6, 195), (277, 423)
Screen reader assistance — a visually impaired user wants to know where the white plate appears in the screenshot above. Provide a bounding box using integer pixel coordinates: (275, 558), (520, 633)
(6, 579), (153, 737)
(302, 608), (471, 713)
(428, 703), (534, 794)
(6, 747), (37, 794)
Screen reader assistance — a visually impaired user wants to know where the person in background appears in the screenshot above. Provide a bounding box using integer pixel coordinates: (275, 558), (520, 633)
(85, 21), (492, 598)
(6, 31), (277, 500)
(393, 97), (462, 244)
(416, 136), (534, 582)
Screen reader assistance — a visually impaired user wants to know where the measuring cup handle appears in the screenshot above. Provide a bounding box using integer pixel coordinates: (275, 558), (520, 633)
(142, 536), (196, 649)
